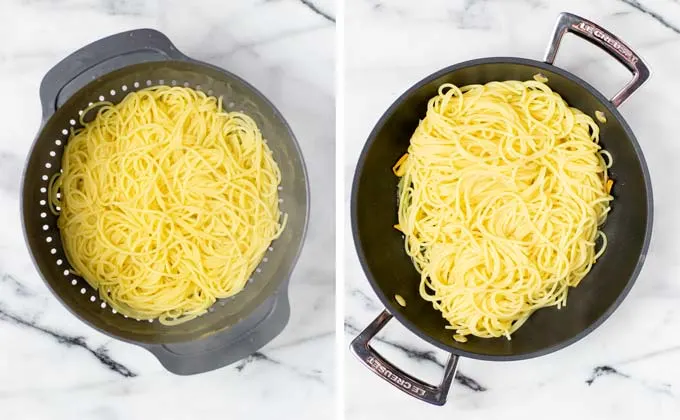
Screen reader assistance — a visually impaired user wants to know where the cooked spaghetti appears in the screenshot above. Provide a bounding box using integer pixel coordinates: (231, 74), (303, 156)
(50, 86), (285, 325)
(393, 80), (612, 341)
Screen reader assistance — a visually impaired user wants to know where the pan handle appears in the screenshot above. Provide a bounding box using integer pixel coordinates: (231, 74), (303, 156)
(39, 28), (188, 120)
(350, 310), (459, 406)
(544, 12), (650, 107)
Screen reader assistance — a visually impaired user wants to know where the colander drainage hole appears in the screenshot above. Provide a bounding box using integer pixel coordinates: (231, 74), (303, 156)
(71, 279), (77, 285)
(49, 151), (56, 157)
(42, 225), (48, 231)
(133, 82), (140, 88)
(45, 236), (52, 242)
(80, 288), (86, 294)
(41, 175), (48, 181)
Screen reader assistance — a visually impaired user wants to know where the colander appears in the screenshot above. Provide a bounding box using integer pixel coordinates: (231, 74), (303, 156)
(21, 29), (309, 375)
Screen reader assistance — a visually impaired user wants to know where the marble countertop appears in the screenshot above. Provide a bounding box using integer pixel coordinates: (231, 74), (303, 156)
(344, 0), (680, 418)
(0, 1), (334, 419)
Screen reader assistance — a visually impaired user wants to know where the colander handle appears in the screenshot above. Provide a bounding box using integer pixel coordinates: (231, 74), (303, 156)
(39, 28), (188, 120)
(142, 287), (290, 375)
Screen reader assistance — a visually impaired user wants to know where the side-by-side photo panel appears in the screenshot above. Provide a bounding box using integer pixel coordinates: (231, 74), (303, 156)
(345, 0), (675, 418)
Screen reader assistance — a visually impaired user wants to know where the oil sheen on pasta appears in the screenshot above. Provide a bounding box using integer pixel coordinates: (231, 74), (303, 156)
(50, 86), (285, 325)
(393, 80), (612, 342)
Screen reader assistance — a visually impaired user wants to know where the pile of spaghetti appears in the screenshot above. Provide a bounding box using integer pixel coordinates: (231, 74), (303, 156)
(394, 80), (612, 342)
(50, 86), (285, 325)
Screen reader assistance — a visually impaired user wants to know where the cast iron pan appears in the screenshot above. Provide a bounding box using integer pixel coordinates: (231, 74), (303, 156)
(22, 29), (309, 375)
(351, 12), (652, 405)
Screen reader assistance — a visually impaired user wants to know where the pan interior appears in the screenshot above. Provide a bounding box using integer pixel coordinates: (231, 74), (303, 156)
(353, 59), (650, 359)
(23, 61), (308, 344)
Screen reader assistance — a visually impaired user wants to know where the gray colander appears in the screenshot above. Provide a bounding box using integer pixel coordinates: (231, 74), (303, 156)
(21, 29), (309, 375)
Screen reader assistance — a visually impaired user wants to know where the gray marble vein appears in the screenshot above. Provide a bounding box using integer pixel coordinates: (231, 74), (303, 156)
(267, 330), (334, 351)
(0, 305), (136, 378)
(348, 288), (382, 311)
(234, 351), (327, 384)
(222, 24), (330, 57)
(298, 0), (335, 22)
(586, 365), (673, 396)
(586, 365), (630, 385)
(618, 0), (680, 34)
(1, 273), (32, 297)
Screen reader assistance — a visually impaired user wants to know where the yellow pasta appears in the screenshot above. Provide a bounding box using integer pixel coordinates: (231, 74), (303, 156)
(533, 73), (549, 84)
(50, 86), (285, 325)
(394, 80), (612, 342)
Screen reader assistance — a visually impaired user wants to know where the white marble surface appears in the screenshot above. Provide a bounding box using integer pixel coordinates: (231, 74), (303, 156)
(345, 0), (680, 418)
(0, 1), (334, 419)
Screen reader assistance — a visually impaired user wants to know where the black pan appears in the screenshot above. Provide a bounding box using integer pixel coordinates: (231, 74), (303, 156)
(350, 12), (652, 405)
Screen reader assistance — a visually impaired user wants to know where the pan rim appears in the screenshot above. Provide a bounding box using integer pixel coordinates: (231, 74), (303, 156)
(350, 56), (654, 361)
(21, 58), (311, 346)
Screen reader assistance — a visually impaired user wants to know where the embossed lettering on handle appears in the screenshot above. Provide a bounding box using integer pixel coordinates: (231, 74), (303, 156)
(350, 310), (459, 406)
(365, 356), (428, 397)
(544, 12), (650, 107)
